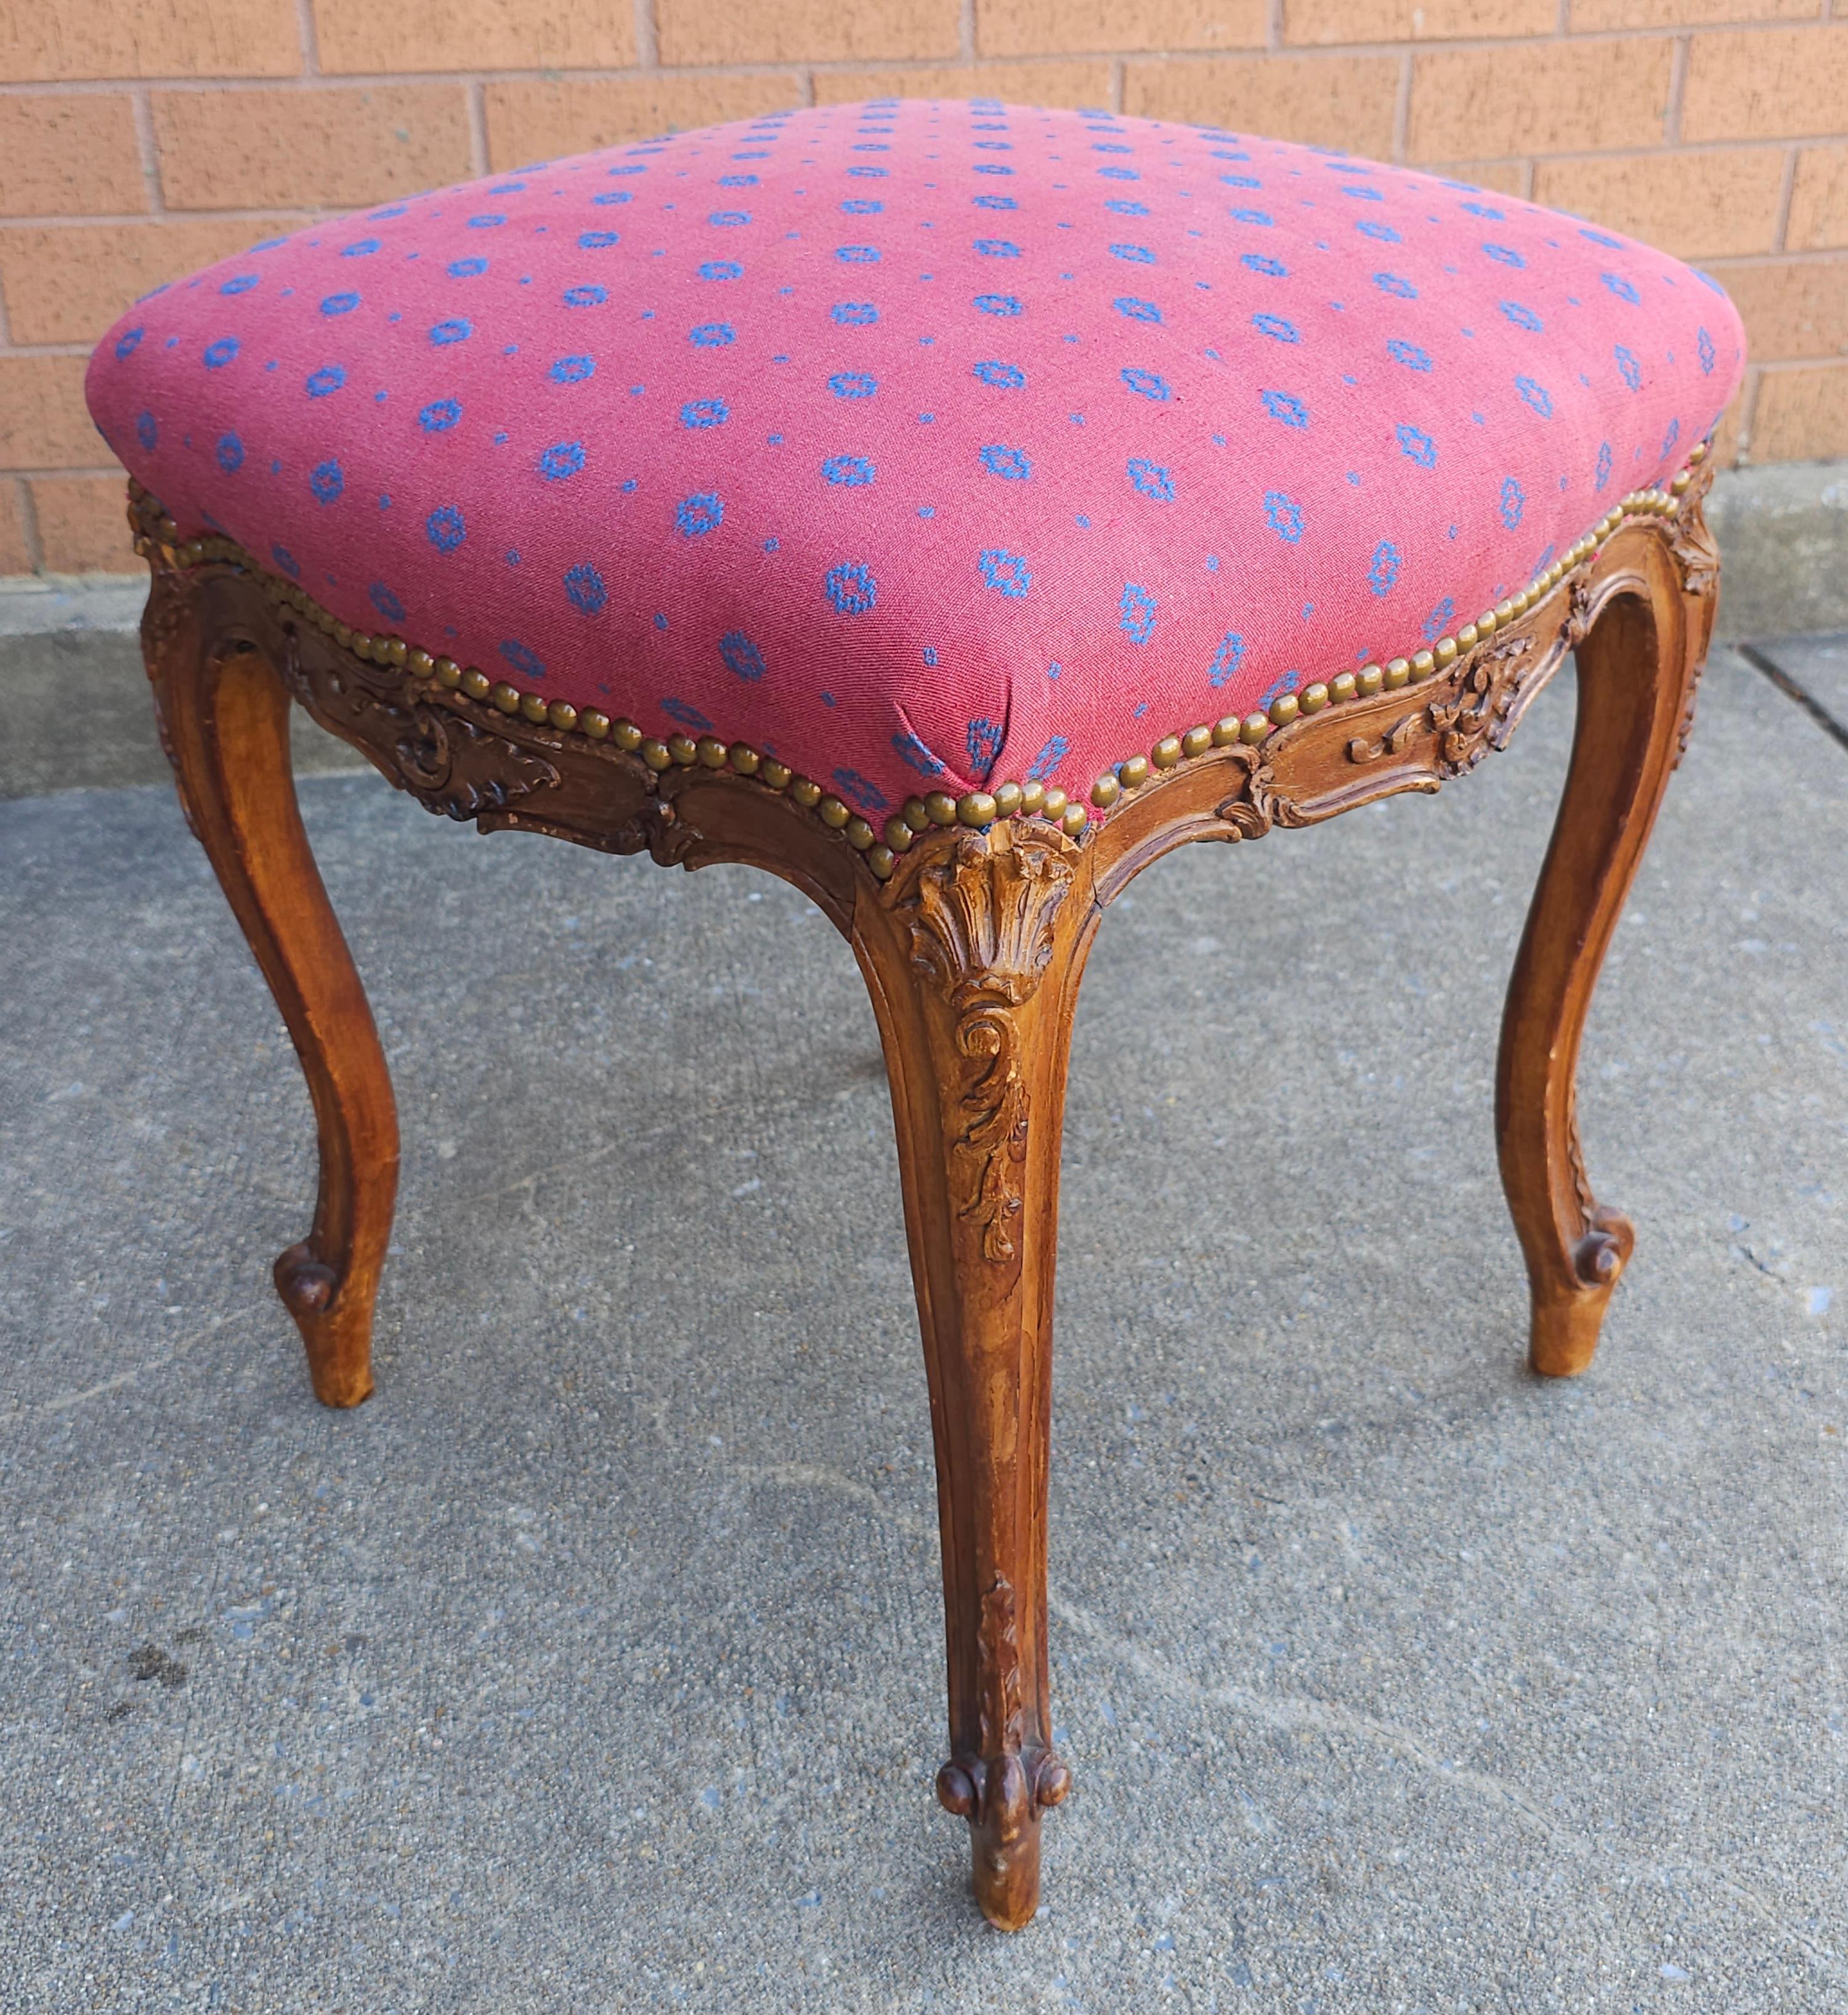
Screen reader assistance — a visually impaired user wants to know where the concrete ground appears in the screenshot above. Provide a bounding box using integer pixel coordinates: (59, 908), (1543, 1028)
(0, 625), (1844, 2014)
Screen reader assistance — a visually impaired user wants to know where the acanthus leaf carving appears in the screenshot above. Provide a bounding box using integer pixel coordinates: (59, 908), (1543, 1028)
(1673, 654), (1707, 771)
(973, 1572), (1032, 1848)
(389, 699), (561, 819)
(1343, 635), (1543, 784)
(140, 565), (190, 675)
(976, 1572), (1026, 1769)
(1669, 494), (1720, 602)
(609, 798), (705, 868)
(904, 830), (1075, 1267)
(1347, 711), (1425, 768)
(140, 572), (198, 835)
(279, 628), (561, 819)
(1212, 743), (1301, 839)
(938, 1569), (1066, 1841)
(1427, 635), (1537, 777)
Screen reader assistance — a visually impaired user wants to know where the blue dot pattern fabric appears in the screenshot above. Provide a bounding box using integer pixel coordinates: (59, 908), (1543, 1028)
(87, 100), (1744, 814)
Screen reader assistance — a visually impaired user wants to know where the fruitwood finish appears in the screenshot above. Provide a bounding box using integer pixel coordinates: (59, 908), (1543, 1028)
(135, 463), (1717, 1931)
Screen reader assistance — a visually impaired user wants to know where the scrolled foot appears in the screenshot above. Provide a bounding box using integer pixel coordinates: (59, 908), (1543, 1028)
(1528, 1209), (1635, 1379)
(934, 1761), (977, 1818)
(141, 577), (397, 1413)
(274, 1241), (376, 1408)
(936, 1746), (1070, 1930)
(1495, 564), (1700, 1387)
(1034, 1754), (1072, 1808)
(1573, 1204), (1635, 1289)
(276, 1249), (337, 1313)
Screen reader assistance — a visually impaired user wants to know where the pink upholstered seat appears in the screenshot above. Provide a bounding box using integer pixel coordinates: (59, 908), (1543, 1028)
(87, 100), (1743, 823)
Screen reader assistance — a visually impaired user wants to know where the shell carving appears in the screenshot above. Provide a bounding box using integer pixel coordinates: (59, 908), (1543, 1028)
(906, 831), (1075, 1266)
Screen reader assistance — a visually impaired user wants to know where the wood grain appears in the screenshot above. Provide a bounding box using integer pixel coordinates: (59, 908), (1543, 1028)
(135, 469), (1717, 1925)
(142, 564), (398, 1408)
(864, 822), (1089, 1927)
(1496, 505), (1717, 1376)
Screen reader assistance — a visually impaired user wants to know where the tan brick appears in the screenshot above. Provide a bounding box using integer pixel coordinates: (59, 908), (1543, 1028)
(978, 0), (1265, 57)
(0, 0), (298, 81)
(1409, 41), (1672, 160)
(1707, 255), (1848, 360)
(657, 0), (960, 65)
(1124, 54), (1400, 156)
(314, 0), (634, 75)
(0, 95), (145, 219)
(1749, 360), (1848, 458)
(1286, 0), (1550, 45)
(1787, 144), (1848, 251)
(154, 86), (472, 213)
(1682, 26), (1848, 144)
(0, 357), (104, 471)
(813, 60), (1116, 108)
(485, 75), (804, 169)
(1571, 0), (1814, 27)
(0, 218), (310, 347)
(1427, 158), (1530, 198)
(28, 476), (133, 573)
(1532, 147), (1786, 260)
(0, 482), (31, 575)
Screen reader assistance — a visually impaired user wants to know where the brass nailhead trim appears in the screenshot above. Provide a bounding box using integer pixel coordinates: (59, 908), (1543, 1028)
(127, 453), (1707, 873)
(1076, 455), (1708, 821)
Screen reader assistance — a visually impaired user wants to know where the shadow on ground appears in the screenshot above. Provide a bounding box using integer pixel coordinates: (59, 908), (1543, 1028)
(0, 645), (1843, 2012)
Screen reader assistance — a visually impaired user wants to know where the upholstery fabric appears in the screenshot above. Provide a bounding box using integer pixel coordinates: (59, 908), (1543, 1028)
(87, 100), (1744, 819)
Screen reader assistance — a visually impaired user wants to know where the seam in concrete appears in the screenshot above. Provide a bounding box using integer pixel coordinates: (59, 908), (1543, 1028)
(739, 1454), (1847, 1984)
(1737, 641), (1848, 755)
(0, 1305), (262, 1424)
(1050, 1587), (1847, 1982)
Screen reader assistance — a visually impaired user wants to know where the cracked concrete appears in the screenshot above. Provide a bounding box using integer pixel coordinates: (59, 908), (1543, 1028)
(0, 643), (1844, 2013)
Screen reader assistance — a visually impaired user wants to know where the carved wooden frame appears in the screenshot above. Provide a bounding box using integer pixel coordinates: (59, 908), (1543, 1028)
(134, 456), (1717, 1931)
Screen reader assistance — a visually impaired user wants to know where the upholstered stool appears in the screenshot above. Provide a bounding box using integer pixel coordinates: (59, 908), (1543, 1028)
(87, 99), (1741, 1930)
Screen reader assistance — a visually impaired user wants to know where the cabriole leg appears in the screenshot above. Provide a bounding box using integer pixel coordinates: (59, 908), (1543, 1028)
(854, 822), (1092, 1929)
(1495, 537), (1709, 1377)
(144, 566), (399, 1406)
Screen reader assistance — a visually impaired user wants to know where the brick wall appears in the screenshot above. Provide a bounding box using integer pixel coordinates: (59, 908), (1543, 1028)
(2, 0), (1844, 573)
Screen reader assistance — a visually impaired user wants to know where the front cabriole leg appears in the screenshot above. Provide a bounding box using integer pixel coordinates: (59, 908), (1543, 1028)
(853, 821), (1093, 1929)
(1495, 504), (1715, 1377)
(142, 559), (399, 1406)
